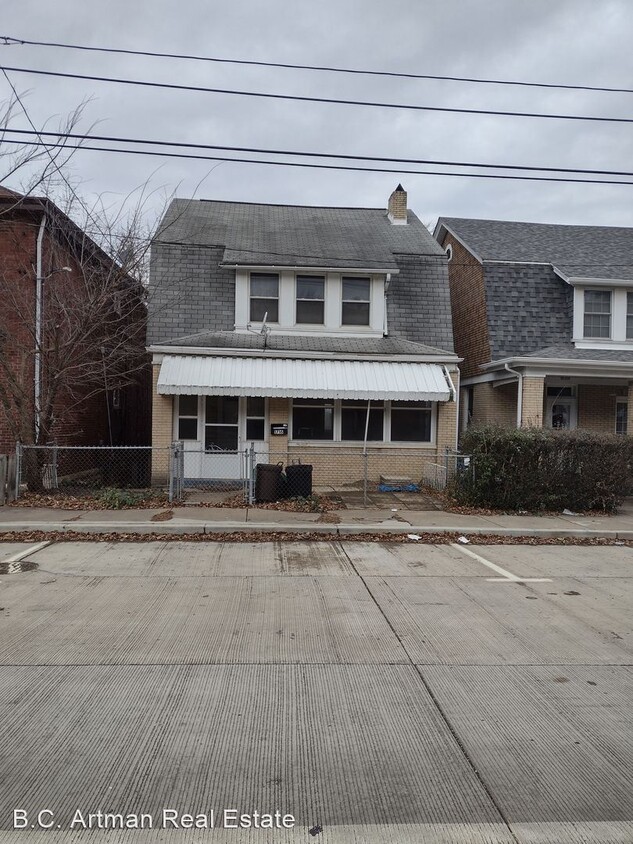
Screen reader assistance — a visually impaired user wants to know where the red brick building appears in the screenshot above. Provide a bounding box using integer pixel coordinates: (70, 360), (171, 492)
(0, 185), (150, 454)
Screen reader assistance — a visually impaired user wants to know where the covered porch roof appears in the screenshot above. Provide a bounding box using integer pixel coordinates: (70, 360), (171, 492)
(157, 354), (454, 402)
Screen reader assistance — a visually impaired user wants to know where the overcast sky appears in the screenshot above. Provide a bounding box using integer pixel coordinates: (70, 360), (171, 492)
(3, 0), (633, 233)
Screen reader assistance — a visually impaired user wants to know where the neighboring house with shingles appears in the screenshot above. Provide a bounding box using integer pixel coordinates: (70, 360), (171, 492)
(434, 217), (633, 436)
(148, 186), (459, 486)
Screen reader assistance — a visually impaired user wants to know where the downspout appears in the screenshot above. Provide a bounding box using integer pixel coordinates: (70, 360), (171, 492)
(34, 214), (47, 443)
(383, 273), (391, 335)
(504, 363), (523, 428)
(441, 365), (459, 449)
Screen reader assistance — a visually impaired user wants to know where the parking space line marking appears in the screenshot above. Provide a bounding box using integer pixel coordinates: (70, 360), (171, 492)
(450, 543), (552, 583)
(4, 540), (52, 563)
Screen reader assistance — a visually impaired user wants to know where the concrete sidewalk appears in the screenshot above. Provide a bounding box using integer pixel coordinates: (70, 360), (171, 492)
(2, 499), (633, 538)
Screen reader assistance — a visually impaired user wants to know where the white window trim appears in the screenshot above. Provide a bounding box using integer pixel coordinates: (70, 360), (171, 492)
(173, 396), (269, 446)
(235, 269), (385, 336)
(249, 272), (280, 325)
(289, 399), (437, 446)
(573, 286), (633, 348)
(295, 273), (326, 326)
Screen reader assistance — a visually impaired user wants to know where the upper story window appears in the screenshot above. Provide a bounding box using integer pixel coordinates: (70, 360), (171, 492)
(583, 290), (611, 338)
(296, 275), (325, 324)
(342, 277), (370, 326)
(250, 273), (279, 322)
(627, 293), (633, 340)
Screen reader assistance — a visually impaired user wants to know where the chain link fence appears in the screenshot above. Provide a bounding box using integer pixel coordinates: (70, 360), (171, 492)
(15, 444), (160, 498)
(12, 443), (473, 506)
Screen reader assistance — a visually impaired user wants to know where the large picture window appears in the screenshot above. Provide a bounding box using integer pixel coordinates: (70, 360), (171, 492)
(583, 290), (611, 338)
(292, 399), (334, 440)
(341, 401), (384, 440)
(390, 401), (432, 442)
(342, 277), (370, 325)
(205, 396), (239, 450)
(250, 273), (279, 322)
(296, 275), (325, 324)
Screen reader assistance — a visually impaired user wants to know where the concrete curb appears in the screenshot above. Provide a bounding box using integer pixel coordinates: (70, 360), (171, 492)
(1, 521), (632, 540)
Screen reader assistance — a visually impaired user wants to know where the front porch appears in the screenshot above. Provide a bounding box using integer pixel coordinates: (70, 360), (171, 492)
(467, 371), (633, 434)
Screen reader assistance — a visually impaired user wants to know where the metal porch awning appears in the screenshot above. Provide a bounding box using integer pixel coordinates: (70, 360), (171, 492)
(157, 355), (452, 401)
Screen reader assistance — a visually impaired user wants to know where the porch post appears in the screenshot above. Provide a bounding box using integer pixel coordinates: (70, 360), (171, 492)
(151, 363), (173, 485)
(628, 382), (633, 436)
(521, 376), (545, 428)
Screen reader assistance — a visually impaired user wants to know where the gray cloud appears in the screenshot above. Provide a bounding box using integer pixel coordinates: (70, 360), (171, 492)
(3, 0), (633, 229)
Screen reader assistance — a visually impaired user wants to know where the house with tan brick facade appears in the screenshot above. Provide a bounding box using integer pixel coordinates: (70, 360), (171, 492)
(434, 217), (633, 437)
(147, 186), (459, 487)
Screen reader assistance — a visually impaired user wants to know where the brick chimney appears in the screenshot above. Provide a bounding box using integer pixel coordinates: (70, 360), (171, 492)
(387, 184), (407, 225)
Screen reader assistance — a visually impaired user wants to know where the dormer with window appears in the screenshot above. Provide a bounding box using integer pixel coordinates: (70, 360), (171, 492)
(570, 280), (633, 349)
(234, 268), (388, 336)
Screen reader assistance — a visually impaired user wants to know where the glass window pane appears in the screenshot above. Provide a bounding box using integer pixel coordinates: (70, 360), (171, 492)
(246, 418), (265, 440)
(584, 290), (611, 313)
(178, 418), (198, 440)
(292, 402), (334, 440)
(391, 405), (432, 442)
(583, 313), (610, 338)
(342, 278), (370, 301)
(247, 397), (265, 416)
(179, 395), (198, 416)
(250, 274), (279, 297)
(206, 396), (238, 424)
(205, 426), (238, 450)
(297, 276), (324, 299)
(250, 298), (279, 322)
(342, 301), (370, 325)
(341, 404), (384, 440)
(616, 402), (628, 435)
(297, 300), (324, 324)
(627, 315), (633, 340)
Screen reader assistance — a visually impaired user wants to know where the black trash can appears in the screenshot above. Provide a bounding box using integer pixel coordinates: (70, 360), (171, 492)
(286, 463), (313, 498)
(255, 462), (283, 502)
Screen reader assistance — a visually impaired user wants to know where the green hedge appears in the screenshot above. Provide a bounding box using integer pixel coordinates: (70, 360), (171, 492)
(451, 426), (633, 513)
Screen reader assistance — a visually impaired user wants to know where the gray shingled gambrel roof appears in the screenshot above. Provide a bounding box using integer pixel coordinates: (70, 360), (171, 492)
(437, 217), (633, 280)
(152, 330), (457, 359)
(155, 199), (446, 269)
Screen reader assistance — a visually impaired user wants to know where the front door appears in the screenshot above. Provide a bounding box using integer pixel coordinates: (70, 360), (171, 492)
(546, 395), (577, 429)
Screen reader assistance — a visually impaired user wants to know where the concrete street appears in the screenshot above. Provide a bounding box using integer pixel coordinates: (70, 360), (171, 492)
(0, 540), (632, 842)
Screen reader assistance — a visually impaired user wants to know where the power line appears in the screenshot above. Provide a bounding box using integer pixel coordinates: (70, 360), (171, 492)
(4, 126), (633, 178)
(3, 35), (633, 96)
(3, 64), (633, 125)
(9, 137), (633, 185)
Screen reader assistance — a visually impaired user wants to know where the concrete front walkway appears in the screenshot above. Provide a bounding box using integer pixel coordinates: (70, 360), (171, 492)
(2, 499), (633, 538)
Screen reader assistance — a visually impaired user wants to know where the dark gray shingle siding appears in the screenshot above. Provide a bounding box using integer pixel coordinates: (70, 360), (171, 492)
(484, 264), (573, 360)
(388, 255), (454, 352)
(148, 244), (234, 344)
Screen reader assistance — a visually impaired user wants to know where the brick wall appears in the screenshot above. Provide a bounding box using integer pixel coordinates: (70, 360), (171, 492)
(578, 384), (627, 433)
(440, 233), (489, 377)
(471, 382), (517, 427)
(151, 364), (172, 483)
(521, 377), (545, 427)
